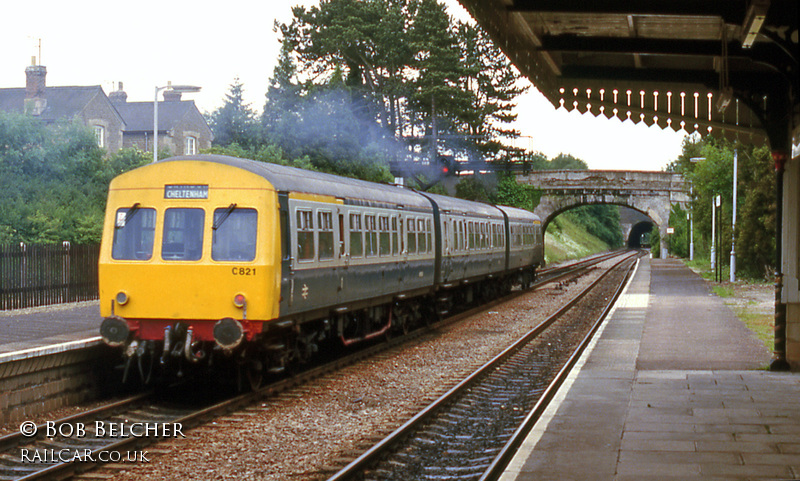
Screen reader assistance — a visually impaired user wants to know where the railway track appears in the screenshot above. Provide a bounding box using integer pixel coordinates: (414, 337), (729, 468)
(0, 250), (633, 481)
(327, 251), (639, 481)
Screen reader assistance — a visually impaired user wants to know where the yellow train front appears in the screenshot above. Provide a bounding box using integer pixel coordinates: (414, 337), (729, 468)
(98, 156), (281, 384)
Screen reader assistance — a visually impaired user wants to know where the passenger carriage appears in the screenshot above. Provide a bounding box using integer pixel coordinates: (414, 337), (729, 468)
(99, 154), (543, 385)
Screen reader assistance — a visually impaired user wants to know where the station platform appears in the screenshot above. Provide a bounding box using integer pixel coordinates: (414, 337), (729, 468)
(501, 258), (799, 480)
(0, 301), (101, 357)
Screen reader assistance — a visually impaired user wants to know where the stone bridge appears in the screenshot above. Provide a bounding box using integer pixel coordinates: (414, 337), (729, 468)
(516, 170), (690, 258)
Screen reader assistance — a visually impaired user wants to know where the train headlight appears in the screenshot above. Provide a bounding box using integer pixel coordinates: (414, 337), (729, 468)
(115, 291), (129, 305)
(233, 293), (246, 308)
(213, 318), (244, 350)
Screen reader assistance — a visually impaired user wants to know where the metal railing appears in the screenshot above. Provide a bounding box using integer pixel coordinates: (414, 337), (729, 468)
(0, 242), (99, 310)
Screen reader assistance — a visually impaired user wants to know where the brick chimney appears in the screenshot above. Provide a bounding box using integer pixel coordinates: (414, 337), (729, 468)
(162, 90), (183, 102)
(24, 57), (47, 115)
(109, 82), (128, 104)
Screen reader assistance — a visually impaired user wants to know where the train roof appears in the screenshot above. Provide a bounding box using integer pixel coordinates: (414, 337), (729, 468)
(161, 155), (431, 210)
(157, 155), (540, 222)
(420, 191), (505, 219)
(495, 204), (541, 223)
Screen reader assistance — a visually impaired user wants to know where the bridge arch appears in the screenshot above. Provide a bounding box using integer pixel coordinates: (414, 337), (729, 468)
(518, 170), (689, 258)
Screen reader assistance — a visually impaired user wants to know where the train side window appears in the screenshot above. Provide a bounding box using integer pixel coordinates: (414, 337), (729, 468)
(162, 208), (204, 261)
(212, 208), (257, 261)
(391, 216), (399, 255)
(338, 214), (346, 256)
(318, 211), (334, 260)
(296, 210), (314, 262)
(406, 217), (417, 254)
(426, 218), (432, 253)
(417, 218), (426, 253)
(365, 214), (377, 257)
(112, 207), (156, 260)
(349, 212), (363, 258)
(379, 215), (391, 256)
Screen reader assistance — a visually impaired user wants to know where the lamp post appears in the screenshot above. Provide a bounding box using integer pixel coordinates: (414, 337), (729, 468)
(711, 196), (717, 272)
(715, 194), (722, 282)
(730, 149), (738, 282)
(153, 82), (201, 163)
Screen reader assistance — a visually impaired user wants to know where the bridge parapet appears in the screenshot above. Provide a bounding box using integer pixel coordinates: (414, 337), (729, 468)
(517, 170), (689, 201)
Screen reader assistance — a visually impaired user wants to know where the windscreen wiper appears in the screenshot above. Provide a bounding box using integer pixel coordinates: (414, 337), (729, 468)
(213, 203), (237, 230)
(117, 203), (141, 228)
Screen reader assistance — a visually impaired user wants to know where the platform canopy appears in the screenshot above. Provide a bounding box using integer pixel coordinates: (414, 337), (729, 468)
(457, 0), (798, 149)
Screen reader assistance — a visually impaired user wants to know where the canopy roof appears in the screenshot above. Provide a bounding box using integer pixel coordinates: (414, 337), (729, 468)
(458, 0), (798, 148)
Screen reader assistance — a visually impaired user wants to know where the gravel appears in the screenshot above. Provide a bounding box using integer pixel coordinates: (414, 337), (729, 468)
(105, 263), (611, 481)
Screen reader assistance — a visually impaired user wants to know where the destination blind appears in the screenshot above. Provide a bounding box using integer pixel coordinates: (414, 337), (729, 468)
(164, 185), (208, 199)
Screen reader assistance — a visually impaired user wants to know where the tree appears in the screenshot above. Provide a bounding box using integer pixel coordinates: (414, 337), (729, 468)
(274, 0), (527, 174)
(454, 22), (527, 161)
(668, 135), (775, 279)
(0, 111), (120, 244)
(207, 78), (260, 148)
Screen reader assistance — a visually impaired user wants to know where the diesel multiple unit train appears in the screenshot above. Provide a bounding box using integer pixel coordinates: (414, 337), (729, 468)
(99, 154), (544, 386)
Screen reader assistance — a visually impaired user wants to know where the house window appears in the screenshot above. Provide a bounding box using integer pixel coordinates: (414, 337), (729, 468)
(185, 136), (197, 155)
(93, 125), (104, 148)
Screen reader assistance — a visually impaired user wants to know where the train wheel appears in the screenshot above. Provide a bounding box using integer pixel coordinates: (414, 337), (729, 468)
(239, 360), (263, 391)
(136, 341), (156, 385)
(392, 305), (411, 336)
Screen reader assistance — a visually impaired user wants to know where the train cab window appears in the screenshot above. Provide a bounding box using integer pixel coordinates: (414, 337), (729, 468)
(162, 208), (204, 261)
(112, 206), (156, 260)
(296, 210), (314, 262)
(379, 216), (391, 256)
(318, 211), (334, 260)
(406, 217), (417, 254)
(349, 213), (363, 258)
(212, 208), (257, 261)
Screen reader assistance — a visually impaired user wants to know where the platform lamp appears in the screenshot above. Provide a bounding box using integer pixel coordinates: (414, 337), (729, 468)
(154, 83), (201, 163)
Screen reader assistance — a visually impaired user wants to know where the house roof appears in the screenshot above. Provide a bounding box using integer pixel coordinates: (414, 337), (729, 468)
(112, 101), (199, 133)
(0, 86), (108, 124)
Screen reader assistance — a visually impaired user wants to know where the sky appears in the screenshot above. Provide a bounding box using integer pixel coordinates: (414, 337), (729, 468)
(0, 0), (689, 171)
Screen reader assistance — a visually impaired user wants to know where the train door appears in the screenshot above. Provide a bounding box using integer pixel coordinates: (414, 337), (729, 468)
(441, 218), (453, 282)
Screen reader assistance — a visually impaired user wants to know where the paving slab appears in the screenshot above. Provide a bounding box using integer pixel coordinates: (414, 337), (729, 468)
(501, 258), (799, 481)
(0, 301), (100, 355)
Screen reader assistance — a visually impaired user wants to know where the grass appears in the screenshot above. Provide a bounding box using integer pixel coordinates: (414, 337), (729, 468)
(544, 215), (612, 264)
(684, 259), (774, 353)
